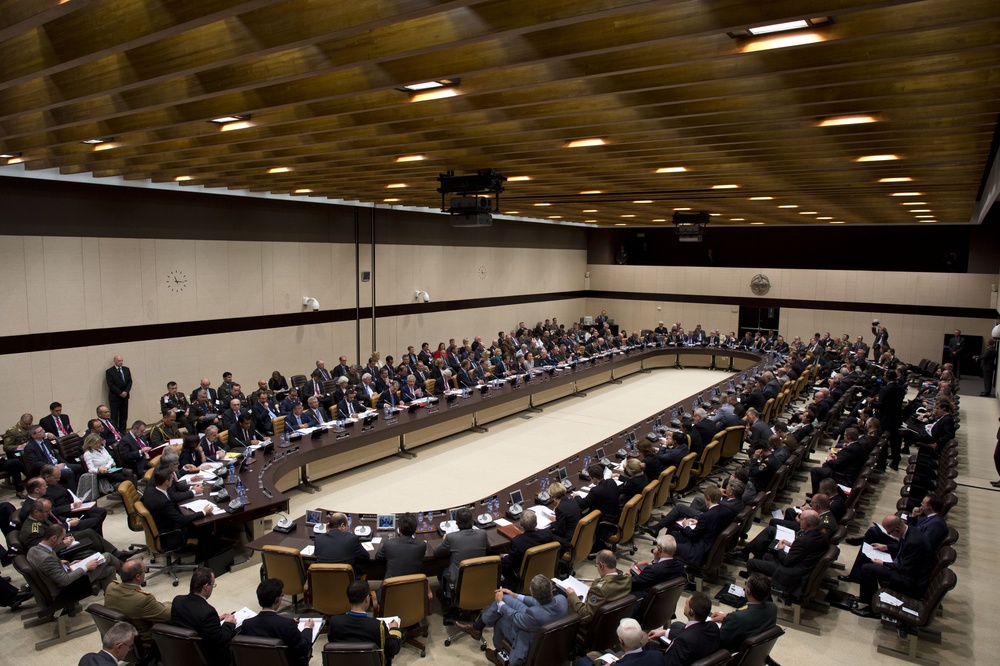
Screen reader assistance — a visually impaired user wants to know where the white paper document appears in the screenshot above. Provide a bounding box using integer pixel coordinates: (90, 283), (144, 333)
(527, 505), (554, 529)
(231, 607), (257, 628)
(299, 618), (325, 643)
(300, 545), (315, 557)
(863, 543), (893, 563)
(552, 575), (590, 598)
(69, 552), (105, 573)
(878, 591), (904, 607)
(182, 499), (220, 514)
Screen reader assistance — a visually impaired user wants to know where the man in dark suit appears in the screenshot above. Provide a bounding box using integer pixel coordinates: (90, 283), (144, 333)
(375, 512), (427, 580)
(580, 463), (621, 547)
(746, 510), (828, 596)
(711, 573), (778, 652)
(42, 465), (107, 532)
(874, 369), (907, 470)
(328, 580), (402, 664)
(221, 398), (251, 431)
(77, 620), (138, 666)
(23, 425), (81, 487)
(337, 387), (368, 419)
(377, 382), (402, 410)
(399, 375), (425, 403)
(240, 578), (314, 666)
(188, 378), (219, 407)
(302, 397), (329, 428)
(282, 402), (310, 432)
(228, 415), (263, 449)
(852, 515), (932, 618)
(743, 408), (773, 454)
(434, 507), (489, 604)
(199, 426), (229, 461)
(303, 371), (333, 412)
(143, 468), (215, 559)
(28, 523), (119, 600)
(576, 617), (660, 666)
(315, 512), (369, 573)
(658, 592), (722, 666)
(252, 390), (280, 435)
(105, 355), (133, 433)
(549, 482), (581, 551)
(668, 484), (734, 565)
(810, 427), (868, 493)
(629, 535), (686, 602)
(500, 509), (555, 589)
(170, 567), (237, 663)
(40, 401), (74, 437)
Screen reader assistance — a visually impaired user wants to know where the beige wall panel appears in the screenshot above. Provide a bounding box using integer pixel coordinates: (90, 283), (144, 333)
(154, 239), (199, 321)
(0, 236), (29, 336)
(259, 243), (275, 314)
(80, 238), (104, 330)
(195, 241), (230, 320)
(228, 241), (265, 318)
(41, 237), (86, 332)
(97, 238), (144, 328)
(138, 239), (159, 324)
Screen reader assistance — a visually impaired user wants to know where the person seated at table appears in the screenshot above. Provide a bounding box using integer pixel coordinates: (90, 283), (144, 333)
(222, 398), (251, 430)
(178, 435), (207, 471)
(564, 550), (631, 631)
(578, 618), (661, 666)
(453, 575), (568, 666)
(580, 463), (620, 550)
(435, 507), (489, 607)
(144, 468), (217, 561)
(279, 388), (301, 415)
(252, 391), (281, 436)
(548, 482), (581, 553)
(42, 465), (108, 533)
(399, 375), (425, 403)
(28, 524), (119, 601)
(81, 433), (134, 487)
(328, 580), (402, 665)
(268, 371), (290, 400)
(665, 484), (734, 566)
(241, 578), (315, 666)
(148, 411), (182, 448)
(315, 512), (369, 575)
(629, 535), (686, 604)
(199, 426), (230, 461)
(650, 591), (721, 666)
(303, 397), (329, 429)
(189, 391), (222, 434)
(616, 458), (649, 506)
(375, 512), (427, 581)
(228, 414), (262, 449)
(377, 382), (402, 410)
(170, 567), (237, 663)
(337, 387), (368, 419)
(500, 510), (556, 590)
(283, 401), (311, 432)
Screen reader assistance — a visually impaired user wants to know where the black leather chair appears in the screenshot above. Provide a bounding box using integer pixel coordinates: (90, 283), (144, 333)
(635, 576), (686, 632)
(321, 641), (382, 666)
(691, 649), (734, 665)
(518, 612), (581, 666)
(86, 603), (144, 664)
(151, 623), (210, 666)
(232, 634), (294, 666)
(13, 554), (96, 650)
(575, 593), (638, 656)
(731, 625), (785, 666)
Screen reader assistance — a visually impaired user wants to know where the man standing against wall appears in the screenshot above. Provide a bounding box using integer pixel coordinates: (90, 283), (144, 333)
(106, 356), (133, 433)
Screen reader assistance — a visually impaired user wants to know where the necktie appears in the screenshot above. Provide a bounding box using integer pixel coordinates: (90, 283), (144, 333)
(118, 367), (125, 381)
(243, 429), (250, 443)
(44, 443), (57, 463)
(103, 419), (120, 439)
(55, 419), (66, 436)
(347, 403), (353, 417)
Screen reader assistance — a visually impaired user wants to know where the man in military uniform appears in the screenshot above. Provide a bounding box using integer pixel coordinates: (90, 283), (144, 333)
(564, 549), (631, 630)
(3, 412), (34, 455)
(149, 411), (183, 447)
(250, 378), (276, 405)
(217, 371), (235, 404)
(159, 381), (195, 435)
(104, 558), (171, 659)
(19, 497), (121, 557)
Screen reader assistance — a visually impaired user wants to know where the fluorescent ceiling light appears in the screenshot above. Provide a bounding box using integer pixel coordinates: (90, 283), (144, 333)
(220, 121), (252, 131)
(655, 166), (687, 173)
(855, 154), (900, 162)
(799, 211), (818, 215)
(633, 200), (653, 204)
(653, 219), (666, 222)
(918, 219), (937, 223)
(620, 214), (635, 218)
(731, 218), (745, 221)
(891, 192), (922, 196)
(712, 184), (739, 189)
(81, 138), (112, 145)
(209, 114), (250, 124)
(829, 220), (845, 224)
(547, 215), (562, 219)
(709, 213), (721, 216)
(586, 219), (599, 223)
(383, 198), (400, 202)
(902, 202), (926, 206)
(910, 209), (932, 213)
(293, 188), (313, 194)
(878, 177), (913, 183)
(817, 216), (833, 220)
(580, 190), (602, 194)
(0, 152), (22, 159)
(533, 202), (551, 207)
(267, 167), (291, 174)
(819, 115), (877, 127)
(385, 183), (407, 189)
(915, 215), (935, 218)
(749, 196), (772, 201)
(614, 223), (627, 226)
(410, 88), (458, 102)
(504, 211), (519, 215)
(742, 32), (825, 52)
(749, 221), (765, 225)
(748, 20), (810, 35)
(674, 207), (691, 211)
(507, 175), (531, 181)
(93, 142), (116, 151)
(566, 138), (606, 148)
(395, 155), (425, 163)
(399, 79), (458, 92)
(778, 205), (798, 209)
(175, 176), (192, 182)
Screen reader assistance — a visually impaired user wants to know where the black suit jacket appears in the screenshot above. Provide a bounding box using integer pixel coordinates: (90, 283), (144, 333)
(188, 387), (219, 405)
(825, 440), (867, 485)
(630, 557), (686, 599)
(40, 414), (73, 437)
(375, 535), (428, 579)
(117, 433), (147, 469)
(579, 478), (620, 522)
(663, 620), (721, 666)
(314, 530), (369, 571)
(170, 593), (236, 664)
(890, 525), (933, 590)
(106, 366), (133, 396)
(22, 438), (66, 477)
(552, 497), (582, 545)
(674, 503), (734, 565)
(377, 389), (399, 409)
(337, 398), (367, 418)
(227, 424), (256, 448)
(252, 400), (279, 434)
(142, 486), (203, 535)
(78, 651), (118, 666)
(771, 528), (829, 594)
(199, 435), (228, 460)
(505, 529), (556, 576)
(327, 613), (401, 663)
(221, 408), (250, 430)
(240, 610), (313, 666)
(718, 602), (778, 652)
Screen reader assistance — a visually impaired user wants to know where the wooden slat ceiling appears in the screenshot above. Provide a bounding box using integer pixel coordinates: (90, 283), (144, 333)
(2, 0), (998, 227)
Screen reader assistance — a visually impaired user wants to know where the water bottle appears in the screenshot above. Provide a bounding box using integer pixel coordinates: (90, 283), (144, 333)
(416, 511), (423, 531)
(228, 463), (235, 484)
(384, 402), (391, 418)
(347, 514), (352, 530)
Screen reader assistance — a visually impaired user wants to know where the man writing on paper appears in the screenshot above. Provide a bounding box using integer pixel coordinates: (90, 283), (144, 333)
(850, 514), (932, 619)
(564, 549), (631, 630)
(170, 567), (237, 664)
(743, 509), (828, 597)
(28, 524), (119, 599)
(327, 580), (402, 665)
(241, 578), (315, 666)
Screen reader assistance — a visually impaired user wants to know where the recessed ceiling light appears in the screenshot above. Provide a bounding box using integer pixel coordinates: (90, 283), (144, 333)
(878, 177), (913, 183)
(731, 218), (745, 221)
(504, 211), (519, 215)
(799, 211), (818, 215)
(293, 188), (313, 194)
(620, 214), (635, 218)
(395, 155), (425, 163)
(829, 220), (845, 224)
(633, 200), (653, 204)
(209, 114), (250, 124)
(674, 207), (691, 211)
(507, 175), (531, 182)
(914, 215), (935, 218)
(742, 32), (826, 52)
(93, 142), (117, 151)
(398, 79), (458, 92)
(582, 209), (598, 213)
(6, 157), (23, 164)
(81, 138), (112, 145)
(709, 213), (721, 216)
(533, 202), (551, 207)
(712, 184), (739, 189)
(383, 198), (400, 202)
(778, 205), (798, 209)
(175, 176), (191, 182)
(547, 215), (562, 219)
(385, 183), (407, 189)
(891, 192), (922, 196)
(747, 20), (810, 35)
(910, 209), (932, 213)
(0, 151), (22, 159)
(902, 202), (926, 206)
(652, 219), (666, 222)
(267, 167), (291, 174)
(819, 115), (877, 127)
(655, 166), (687, 173)
(856, 154), (900, 162)
(817, 216), (833, 220)
(580, 190), (603, 194)
(220, 121), (252, 131)
(749, 221), (765, 225)
(918, 220), (937, 223)
(566, 138), (606, 148)
(749, 196), (773, 201)
(585, 219), (598, 223)
(410, 88), (459, 102)
(614, 223), (627, 226)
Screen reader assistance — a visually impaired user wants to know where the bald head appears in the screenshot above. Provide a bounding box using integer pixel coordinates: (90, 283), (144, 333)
(800, 509), (820, 529)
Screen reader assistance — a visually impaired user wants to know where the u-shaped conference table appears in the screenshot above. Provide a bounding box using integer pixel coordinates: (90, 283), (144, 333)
(226, 346), (770, 576)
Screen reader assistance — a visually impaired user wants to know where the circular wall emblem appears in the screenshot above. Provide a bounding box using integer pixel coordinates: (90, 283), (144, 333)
(750, 273), (771, 296)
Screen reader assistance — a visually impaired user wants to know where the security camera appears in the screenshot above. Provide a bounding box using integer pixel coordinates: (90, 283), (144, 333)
(311, 300), (320, 311)
(422, 292), (430, 303)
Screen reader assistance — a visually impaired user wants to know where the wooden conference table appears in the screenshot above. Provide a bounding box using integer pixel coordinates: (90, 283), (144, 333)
(233, 345), (770, 573)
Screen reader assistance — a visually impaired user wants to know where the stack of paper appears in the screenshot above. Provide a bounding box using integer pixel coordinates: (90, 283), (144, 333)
(182, 499), (220, 514)
(69, 553), (105, 573)
(552, 576), (590, 597)
(231, 607), (257, 627)
(862, 543), (893, 563)
(300, 545), (315, 557)
(299, 618), (325, 643)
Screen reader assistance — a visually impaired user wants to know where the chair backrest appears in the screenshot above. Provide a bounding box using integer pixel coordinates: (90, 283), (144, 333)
(939, 526), (959, 550)
(307, 563), (355, 617)
(321, 641), (381, 666)
(653, 466), (676, 509)
(671, 452), (698, 495)
(271, 415), (286, 436)
(57, 433), (83, 464)
(133, 500), (165, 554)
(424, 379), (436, 394)
(380, 574), (429, 628)
(609, 494), (642, 545)
(700, 522), (741, 577)
(578, 594), (638, 653)
(931, 545), (957, 578)
(517, 542), (561, 592)
(290, 374), (307, 390)
(262, 545), (307, 597)
(722, 425), (745, 459)
(523, 612), (581, 666)
(692, 648), (735, 665)
(636, 479), (660, 525)
(13, 554), (56, 611)
(761, 397), (776, 424)
(88, 603), (143, 664)
(564, 510), (601, 567)
(143, 455), (161, 484)
(732, 625), (784, 666)
(151, 623), (209, 666)
(800, 545), (839, 601)
(695, 440), (721, 480)
(232, 635), (293, 666)
(218, 430), (229, 446)
(454, 555), (502, 611)
(636, 576), (686, 632)
(322, 379), (339, 395)
(118, 480), (146, 533)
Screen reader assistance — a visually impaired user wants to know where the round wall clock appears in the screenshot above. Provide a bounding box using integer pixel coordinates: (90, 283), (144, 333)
(166, 269), (188, 292)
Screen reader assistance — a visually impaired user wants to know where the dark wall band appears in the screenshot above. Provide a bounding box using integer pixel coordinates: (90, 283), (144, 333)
(1, 290), (994, 356)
